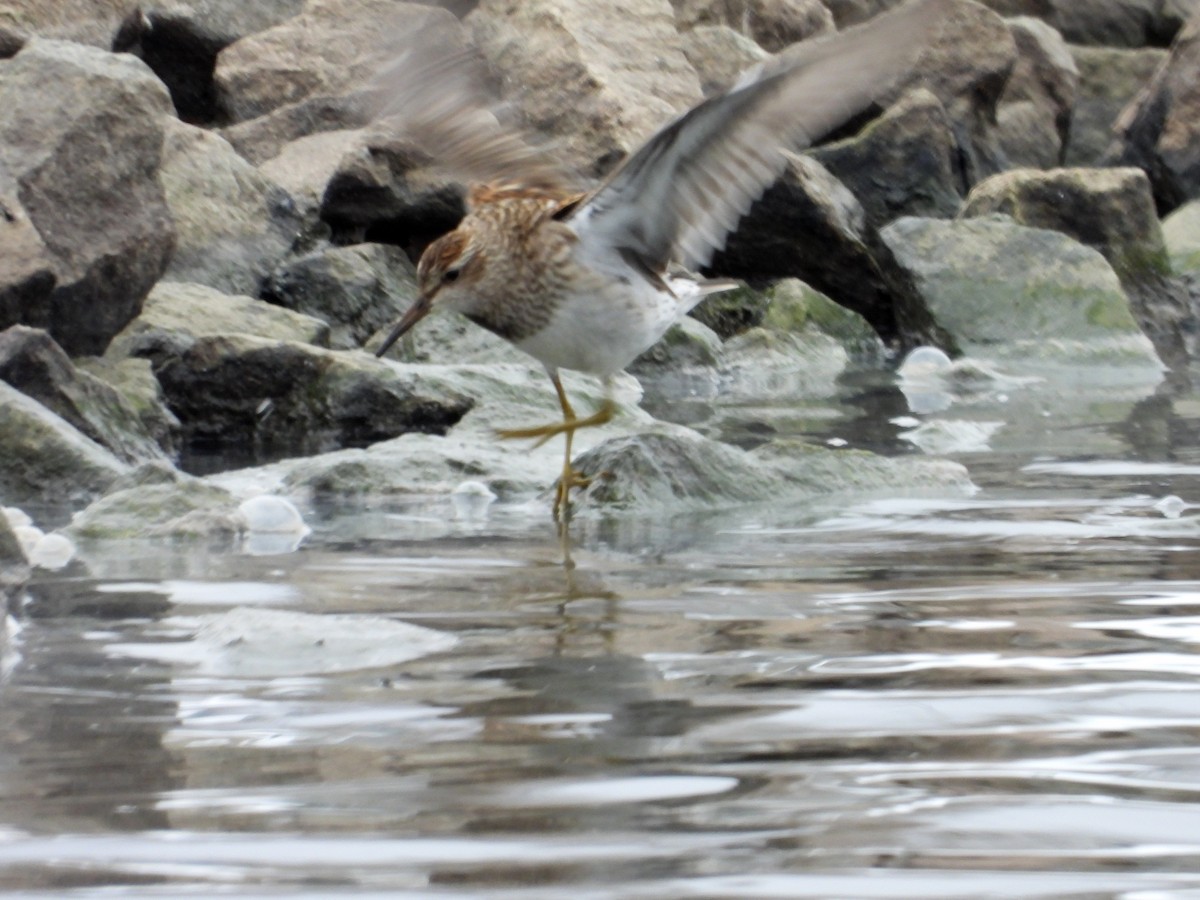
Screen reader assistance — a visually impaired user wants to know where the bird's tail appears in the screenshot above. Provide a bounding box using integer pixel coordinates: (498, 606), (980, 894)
(667, 275), (741, 315)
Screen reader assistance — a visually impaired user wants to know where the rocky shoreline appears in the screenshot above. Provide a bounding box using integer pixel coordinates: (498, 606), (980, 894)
(3, 0), (1200, 588)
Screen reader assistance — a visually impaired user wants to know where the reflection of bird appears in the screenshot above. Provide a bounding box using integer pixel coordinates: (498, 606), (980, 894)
(374, 0), (942, 518)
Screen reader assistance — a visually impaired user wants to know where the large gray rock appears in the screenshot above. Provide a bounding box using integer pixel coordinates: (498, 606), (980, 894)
(106, 281), (331, 363)
(811, 87), (963, 228)
(0, 381), (130, 509)
(822, 0), (902, 28)
(1108, 13), (1200, 213)
(0, 0), (132, 46)
(1163, 198), (1200, 275)
(975, 0), (1193, 49)
(74, 356), (182, 458)
(159, 119), (301, 296)
(996, 17), (1079, 169)
(214, 0), (456, 124)
(468, 0), (703, 176)
(112, 0), (305, 122)
(0, 40), (175, 356)
(709, 153), (954, 350)
(265, 243), (417, 350)
(1065, 45), (1168, 165)
(0, 326), (172, 465)
(154, 335), (474, 458)
(882, 214), (1163, 368)
(0, 167), (56, 331)
(670, 0), (834, 51)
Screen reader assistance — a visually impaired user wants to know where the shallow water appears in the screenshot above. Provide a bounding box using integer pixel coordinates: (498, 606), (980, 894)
(6, 360), (1200, 897)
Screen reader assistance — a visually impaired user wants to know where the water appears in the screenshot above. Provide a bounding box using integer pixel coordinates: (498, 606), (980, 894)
(5, 360), (1200, 897)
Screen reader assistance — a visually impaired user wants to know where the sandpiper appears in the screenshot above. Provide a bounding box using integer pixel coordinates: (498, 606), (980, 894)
(375, 0), (944, 517)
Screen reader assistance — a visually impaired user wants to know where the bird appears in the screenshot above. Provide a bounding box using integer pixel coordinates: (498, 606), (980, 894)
(373, 0), (944, 518)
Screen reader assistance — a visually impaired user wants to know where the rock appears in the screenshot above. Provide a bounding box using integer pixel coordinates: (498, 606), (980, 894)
(74, 356), (182, 457)
(1163, 199), (1200, 275)
(0, 40), (175, 356)
(0, 381), (130, 510)
(66, 469), (242, 540)
(214, 0), (457, 124)
(0, 168), (57, 330)
(0, 507), (30, 612)
(822, 0), (902, 28)
(881, 214), (1163, 369)
(1108, 14), (1200, 214)
(677, 25), (768, 96)
(670, 0), (835, 52)
(975, 0), (1191, 49)
(961, 167), (1170, 283)
(0, 326), (172, 465)
(688, 284), (770, 339)
(1065, 45), (1168, 166)
(468, 0), (703, 176)
(369, 307), (530, 366)
(0, 26), (23, 58)
(153, 335), (474, 459)
(257, 128), (366, 221)
(761, 278), (887, 359)
(811, 87), (963, 228)
(218, 93), (369, 166)
(630, 316), (725, 373)
(995, 17), (1079, 169)
(264, 243), (417, 349)
(0, 0), (132, 46)
(709, 153), (954, 350)
(112, 0), (305, 123)
(159, 119), (302, 297)
(106, 281), (331, 363)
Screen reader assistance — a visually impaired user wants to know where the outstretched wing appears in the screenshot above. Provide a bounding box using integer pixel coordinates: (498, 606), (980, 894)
(568, 0), (946, 273)
(366, 23), (576, 195)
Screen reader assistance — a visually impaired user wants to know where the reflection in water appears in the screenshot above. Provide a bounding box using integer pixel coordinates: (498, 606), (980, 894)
(4, 363), (1200, 896)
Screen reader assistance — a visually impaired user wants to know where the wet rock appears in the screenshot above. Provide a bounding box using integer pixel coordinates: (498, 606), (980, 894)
(66, 467), (242, 540)
(159, 119), (302, 297)
(214, 0), (456, 124)
(1163, 199), (1200, 275)
(882, 214), (1163, 368)
(630, 317), (725, 374)
(0, 40), (175, 356)
(1065, 45), (1167, 166)
(154, 335), (474, 459)
(468, 0), (703, 175)
(670, 0), (834, 52)
(265, 243), (416, 350)
(975, 0), (1191, 49)
(74, 356), (182, 457)
(678, 25), (768, 96)
(112, 0), (305, 123)
(0, 326), (172, 465)
(0, 508), (30, 612)
(995, 17), (1079, 169)
(1107, 13), (1200, 213)
(710, 153), (953, 351)
(760, 278), (887, 359)
(106, 281), (331, 363)
(0, 381), (130, 509)
(962, 167), (1171, 283)
(811, 88), (963, 229)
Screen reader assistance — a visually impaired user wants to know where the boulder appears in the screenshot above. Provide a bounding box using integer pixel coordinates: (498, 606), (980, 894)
(811, 87), (963, 228)
(0, 0), (132, 46)
(1163, 198), (1200, 275)
(670, 0), (834, 52)
(0, 326), (172, 465)
(995, 17), (1079, 169)
(1065, 45), (1168, 165)
(0, 167), (56, 331)
(709, 153), (954, 350)
(975, 0), (1192, 49)
(112, 0), (305, 123)
(1108, 13), (1200, 213)
(881, 214), (1163, 369)
(264, 243), (417, 349)
(677, 25), (768, 96)
(106, 281), (331, 363)
(74, 356), (182, 457)
(153, 335), (474, 458)
(0, 507), (29, 613)
(159, 119), (302, 297)
(821, 0), (902, 28)
(214, 0), (458, 124)
(66, 465), (242, 540)
(0, 40), (175, 356)
(0, 381), (130, 509)
(468, 0), (703, 176)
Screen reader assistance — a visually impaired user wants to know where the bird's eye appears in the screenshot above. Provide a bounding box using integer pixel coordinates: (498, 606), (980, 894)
(443, 268), (461, 284)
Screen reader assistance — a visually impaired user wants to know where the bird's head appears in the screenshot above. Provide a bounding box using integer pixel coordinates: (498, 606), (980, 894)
(374, 228), (485, 357)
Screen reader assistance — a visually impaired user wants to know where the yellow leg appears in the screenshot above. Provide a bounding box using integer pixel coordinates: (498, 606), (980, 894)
(497, 374), (615, 517)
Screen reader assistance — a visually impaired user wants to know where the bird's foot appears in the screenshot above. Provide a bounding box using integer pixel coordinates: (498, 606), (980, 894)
(496, 399), (616, 448)
(553, 466), (592, 520)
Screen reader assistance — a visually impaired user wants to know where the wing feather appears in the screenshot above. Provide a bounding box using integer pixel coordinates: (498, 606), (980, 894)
(569, 0), (946, 272)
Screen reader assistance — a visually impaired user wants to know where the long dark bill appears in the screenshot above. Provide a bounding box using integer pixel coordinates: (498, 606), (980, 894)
(375, 293), (433, 357)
